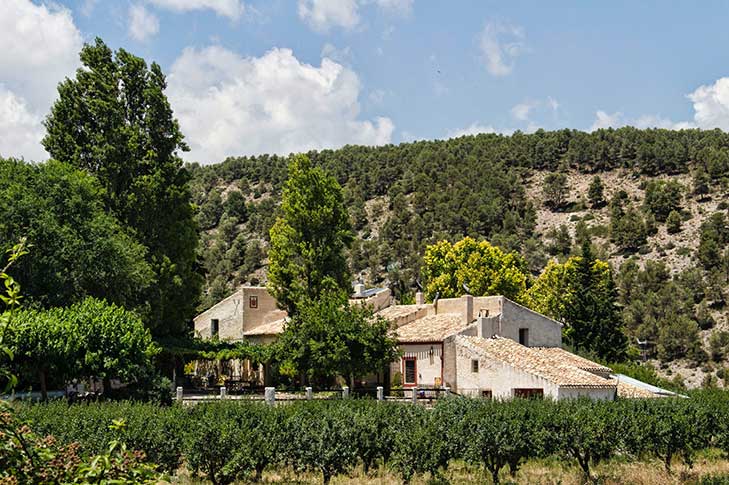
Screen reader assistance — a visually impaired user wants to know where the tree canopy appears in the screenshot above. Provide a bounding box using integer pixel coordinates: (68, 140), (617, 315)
(6, 298), (159, 399)
(267, 154), (353, 316)
(527, 241), (627, 361)
(0, 158), (153, 311)
(42, 37), (200, 337)
(422, 237), (529, 303)
(275, 291), (399, 386)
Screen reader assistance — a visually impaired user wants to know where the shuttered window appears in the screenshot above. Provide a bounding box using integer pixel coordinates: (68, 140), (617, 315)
(403, 358), (416, 385)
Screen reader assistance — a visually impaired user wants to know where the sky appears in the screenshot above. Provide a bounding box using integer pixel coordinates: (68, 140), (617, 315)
(4, 1), (729, 164)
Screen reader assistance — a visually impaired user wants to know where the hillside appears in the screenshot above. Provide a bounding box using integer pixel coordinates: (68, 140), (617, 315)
(189, 128), (729, 388)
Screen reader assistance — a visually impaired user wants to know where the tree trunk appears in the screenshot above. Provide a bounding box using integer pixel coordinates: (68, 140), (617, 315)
(38, 369), (48, 401)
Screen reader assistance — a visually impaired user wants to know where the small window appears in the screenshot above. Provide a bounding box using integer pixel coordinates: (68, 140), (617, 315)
(481, 390), (492, 399)
(211, 319), (219, 337)
(403, 358), (416, 385)
(519, 328), (529, 346)
(249, 295), (258, 309)
(513, 388), (544, 399)
(471, 359), (479, 373)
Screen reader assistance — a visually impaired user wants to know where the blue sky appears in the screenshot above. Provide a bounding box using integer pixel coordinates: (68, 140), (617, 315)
(3, 0), (729, 164)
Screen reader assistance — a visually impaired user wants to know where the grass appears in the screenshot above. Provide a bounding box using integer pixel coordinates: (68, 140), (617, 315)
(168, 453), (729, 484)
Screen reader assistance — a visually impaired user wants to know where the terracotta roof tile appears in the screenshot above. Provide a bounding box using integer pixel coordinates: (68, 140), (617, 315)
(532, 347), (612, 374)
(457, 336), (616, 389)
(395, 313), (470, 342)
(377, 304), (429, 321)
(615, 379), (660, 398)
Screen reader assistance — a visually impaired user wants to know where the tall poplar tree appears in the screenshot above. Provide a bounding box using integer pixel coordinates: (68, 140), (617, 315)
(267, 154), (353, 315)
(42, 38), (201, 337)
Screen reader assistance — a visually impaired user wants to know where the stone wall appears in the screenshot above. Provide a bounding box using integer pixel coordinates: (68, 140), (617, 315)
(498, 298), (562, 347)
(193, 287), (286, 340)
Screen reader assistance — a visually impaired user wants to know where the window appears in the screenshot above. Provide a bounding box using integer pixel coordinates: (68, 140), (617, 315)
(211, 319), (219, 337)
(471, 359), (479, 373)
(513, 388), (544, 399)
(519, 328), (529, 346)
(481, 390), (492, 399)
(403, 357), (416, 385)
(249, 295), (258, 309)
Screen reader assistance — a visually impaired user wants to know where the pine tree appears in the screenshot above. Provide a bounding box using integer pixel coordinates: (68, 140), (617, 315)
(564, 240), (627, 361)
(587, 175), (605, 208)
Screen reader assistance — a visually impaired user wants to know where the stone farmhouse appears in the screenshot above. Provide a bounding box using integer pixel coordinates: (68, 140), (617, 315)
(194, 285), (662, 400)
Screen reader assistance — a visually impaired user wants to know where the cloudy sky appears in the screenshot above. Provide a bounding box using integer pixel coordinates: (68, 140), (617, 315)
(4, 0), (729, 164)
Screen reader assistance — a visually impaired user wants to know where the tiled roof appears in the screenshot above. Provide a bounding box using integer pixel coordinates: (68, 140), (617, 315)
(457, 336), (616, 389)
(377, 304), (429, 321)
(532, 347), (612, 374)
(615, 379), (659, 398)
(395, 313), (470, 342)
(242, 318), (285, 336)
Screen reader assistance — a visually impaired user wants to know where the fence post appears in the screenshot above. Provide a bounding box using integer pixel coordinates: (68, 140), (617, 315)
(265, 387), (275, 406)
(377, 386), (384, 401)
(342, 386), (350, 399)
(411, 387), (418, 404)
(176, 386), (183, 403)
(220, 386), (227, 400)
(306, 386), (313, 400)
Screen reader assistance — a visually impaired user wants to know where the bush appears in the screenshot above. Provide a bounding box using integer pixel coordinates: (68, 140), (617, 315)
(14, 394), (729, 483)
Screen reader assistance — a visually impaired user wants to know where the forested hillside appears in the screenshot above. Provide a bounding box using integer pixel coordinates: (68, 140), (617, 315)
(190, 128), (729, 386)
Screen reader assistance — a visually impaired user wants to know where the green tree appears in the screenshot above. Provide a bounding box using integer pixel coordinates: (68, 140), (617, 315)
(276, 291), (398, 386)
(267, 155), (353, 316)
(223, 190), (248, 222)
(0, 159), (153, 311)
(666, 210), (682, 234)
(528, 240), (627, 360)
(587, 175), (605, 208)
(542, 173), (569, 210)
(643, 180), (683, 222)
(422, 237), (529, 303)
(42, 38), (200, 338)
(692, 166), (711, 198)
(7, 298), (159, 400)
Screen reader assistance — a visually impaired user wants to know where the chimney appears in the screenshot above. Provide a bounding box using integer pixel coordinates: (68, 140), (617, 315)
(415, 291), (424, 305)
(476, 315), (488, 338)
(354, 283), (365, 296)
(462, 294), (473, 325)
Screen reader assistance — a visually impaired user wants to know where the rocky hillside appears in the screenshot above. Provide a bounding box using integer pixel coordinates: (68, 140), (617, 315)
(188, 128), (729, 388)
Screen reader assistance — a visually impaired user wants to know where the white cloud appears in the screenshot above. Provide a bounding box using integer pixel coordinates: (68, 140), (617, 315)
(321, 43), (353, 64)
(167, 46), (394, 163)
(479, 21), (525, 77)
(511, 101), (535, 121)
(0, 86), (46, 160)
(547, 96), (560, 112)
(687, 77), (729, 130)
(298, 0), (414, 32)
(147, 0), (245, 20)
(447, 123), (499, 138)
(590, 110), (624, 131)
(129, 4), (160, 42)
(0, 0), (83, 161)
(589, 110), (695, 131)
(298, 0), (359, 32)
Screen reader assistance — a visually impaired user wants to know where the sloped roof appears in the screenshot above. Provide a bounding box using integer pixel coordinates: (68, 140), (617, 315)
(242, 318), (286, 336)
(396, 313), (470, 342)
(377, 304), (429, 321)
(615, 379), (659, 398)
(532, 347), (612, 374)
(457, 336), (616, 389)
